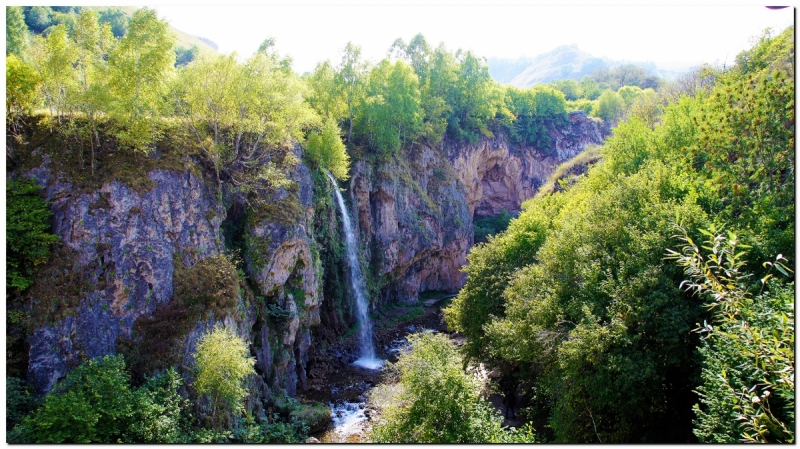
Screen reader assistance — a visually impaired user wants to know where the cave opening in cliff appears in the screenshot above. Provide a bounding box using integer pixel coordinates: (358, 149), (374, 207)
(220, 200), (247, 254)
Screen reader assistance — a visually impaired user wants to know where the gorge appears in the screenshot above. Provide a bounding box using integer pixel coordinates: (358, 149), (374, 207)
(7, 9), (794, 443)
(11, 113), (604, 398)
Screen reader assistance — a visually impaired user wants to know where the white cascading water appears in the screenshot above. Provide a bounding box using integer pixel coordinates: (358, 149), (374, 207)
(325, 171), (383, 370)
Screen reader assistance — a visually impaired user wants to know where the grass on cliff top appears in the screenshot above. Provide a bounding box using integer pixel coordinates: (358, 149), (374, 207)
(11, 115), (200, 196)
(533, 144), (602, 200)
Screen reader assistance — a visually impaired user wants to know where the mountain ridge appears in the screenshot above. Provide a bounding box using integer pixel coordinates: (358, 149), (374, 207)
(489, 44), (690, 87)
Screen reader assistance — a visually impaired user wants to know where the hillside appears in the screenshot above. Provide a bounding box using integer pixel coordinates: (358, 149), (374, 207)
(489, 44), (688, 87)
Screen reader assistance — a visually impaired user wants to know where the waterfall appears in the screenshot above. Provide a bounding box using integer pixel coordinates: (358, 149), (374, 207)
(325, 171), (383, 370)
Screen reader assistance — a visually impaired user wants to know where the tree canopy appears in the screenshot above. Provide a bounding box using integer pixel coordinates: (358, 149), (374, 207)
(445, 26), (794, 443)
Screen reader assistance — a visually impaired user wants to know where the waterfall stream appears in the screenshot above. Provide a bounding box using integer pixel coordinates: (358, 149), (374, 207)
(325, 171), (383, 370)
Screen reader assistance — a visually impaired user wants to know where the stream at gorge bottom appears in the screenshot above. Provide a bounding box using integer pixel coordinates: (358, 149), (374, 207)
(301, 302), (451, 443)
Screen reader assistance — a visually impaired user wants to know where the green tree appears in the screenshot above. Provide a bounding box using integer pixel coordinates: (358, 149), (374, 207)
(6, 54), (41, 128)
(7, 6), (28, 56)
(24, 6), (53, 34)
(6, 378), (37, 430)
(397, 36), (452, 146)
(594, 89), (625, 122)
(6, 178), (58, 292)
(444, 203), (551, 362)
(14, 355), (134, 443)
(357, 58), (422, 154)
(550, 79), (582, 101)
(303, 59), (347, 124)
(71, 10), (115, 173)
(193, 326), (256, 429)
(173, 49), (314, 190)
(97, 7), (129, 38)
(626, 88), (662, 128)
(617, 85), (643, 107)
(505, 84), (568, 150)
(580, 76), (602, 100)
(446, 50), (503, 142)
(126, 368), (191, 443)
(306, 117), (350, 180)
(370, 333), (536, 443)
(107, 7), (175, 153)
(173, 52), (242, 182)
(27, 24), (77, 122)
(174, 45), (198, 67)
(668, 229), (794, 443)
(338, 42), (369, 142)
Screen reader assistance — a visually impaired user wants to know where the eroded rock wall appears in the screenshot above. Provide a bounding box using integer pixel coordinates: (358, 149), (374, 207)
(22, 154), (321, 400)
(18, 110), (605, 399)
(348, 149), (471, 305)
(448, 111), (605, 217)
(341, 112), (605, 305)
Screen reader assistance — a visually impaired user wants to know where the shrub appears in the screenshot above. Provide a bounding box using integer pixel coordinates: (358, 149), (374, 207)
(14, 355), (134, 443)
(370, 333), (536, 443)
(126, 368), (192, 443)
(6, 178), (58, 292)
(193, 325), (256, 428)
(668, 229), (795, 443)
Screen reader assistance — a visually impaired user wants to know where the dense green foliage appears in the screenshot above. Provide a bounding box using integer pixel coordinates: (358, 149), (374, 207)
(473, 210), (513, 244)
(370, 333), (537, 443)
(7, 6), (28, 56)
(505, 85), (569, 150)
(10, 337), (310, 443)
(306, 117), (351, 180)
(668, 230), (794, 443)
(9, 356), (190, 443)
(6, 178), (58, 292)
(445, 26), (794, 443)
(303, 33), (603, 159)
(107, 8), (175, 152)
(193, 326), (257, 429)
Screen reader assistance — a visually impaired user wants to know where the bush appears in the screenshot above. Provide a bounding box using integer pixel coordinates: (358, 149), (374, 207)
(306, 117), (350, 180)
(15, 355), (134, 443)
(370, 333), (536, 443)
(669, 229), (795, 443)
(6, 178), (58, 292)
(6, 377), (37, 429)
(126, 368), (192, 443)
(473, 210), (513, 244)
(290, 402), (332, 434)
(193, 325), (256, 428)
(230, 413), (309, 443)
(11, 356), (192, 443)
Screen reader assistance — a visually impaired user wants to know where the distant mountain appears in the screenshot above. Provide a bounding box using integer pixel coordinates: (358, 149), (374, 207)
(489, 45), (607, 87)
(488, 44), (688, 87)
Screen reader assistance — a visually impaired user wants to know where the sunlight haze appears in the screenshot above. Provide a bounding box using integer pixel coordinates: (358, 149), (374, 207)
(148, 3), (794, 75)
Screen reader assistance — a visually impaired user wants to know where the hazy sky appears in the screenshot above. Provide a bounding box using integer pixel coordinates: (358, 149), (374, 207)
(147, 2), (794, 75)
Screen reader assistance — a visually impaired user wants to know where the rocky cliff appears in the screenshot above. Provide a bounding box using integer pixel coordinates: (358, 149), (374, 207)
(12, 110), (604, 400)
(339, 110), (606, 307)
(17, 145), (321, 405)
(448, 110), (605, 218)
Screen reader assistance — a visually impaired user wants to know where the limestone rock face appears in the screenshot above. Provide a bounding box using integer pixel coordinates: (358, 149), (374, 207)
(25, 167), (224, 393)
(448, 111), (605, 217)
(19, 113), (604, 401)
(23, 157), (321, 399)
(348, 150), (471, 306)
(342, 114), (605, 305)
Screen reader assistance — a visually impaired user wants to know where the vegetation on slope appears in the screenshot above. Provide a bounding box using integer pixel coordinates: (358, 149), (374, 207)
(445, 26), (794, 443)
(6, 4), (793, 443)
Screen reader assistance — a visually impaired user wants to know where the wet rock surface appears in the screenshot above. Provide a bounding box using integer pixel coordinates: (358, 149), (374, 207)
(303, 302), (450, 442)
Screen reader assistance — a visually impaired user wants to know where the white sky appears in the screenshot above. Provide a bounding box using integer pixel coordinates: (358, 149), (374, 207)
(144, 2), (795, 75)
